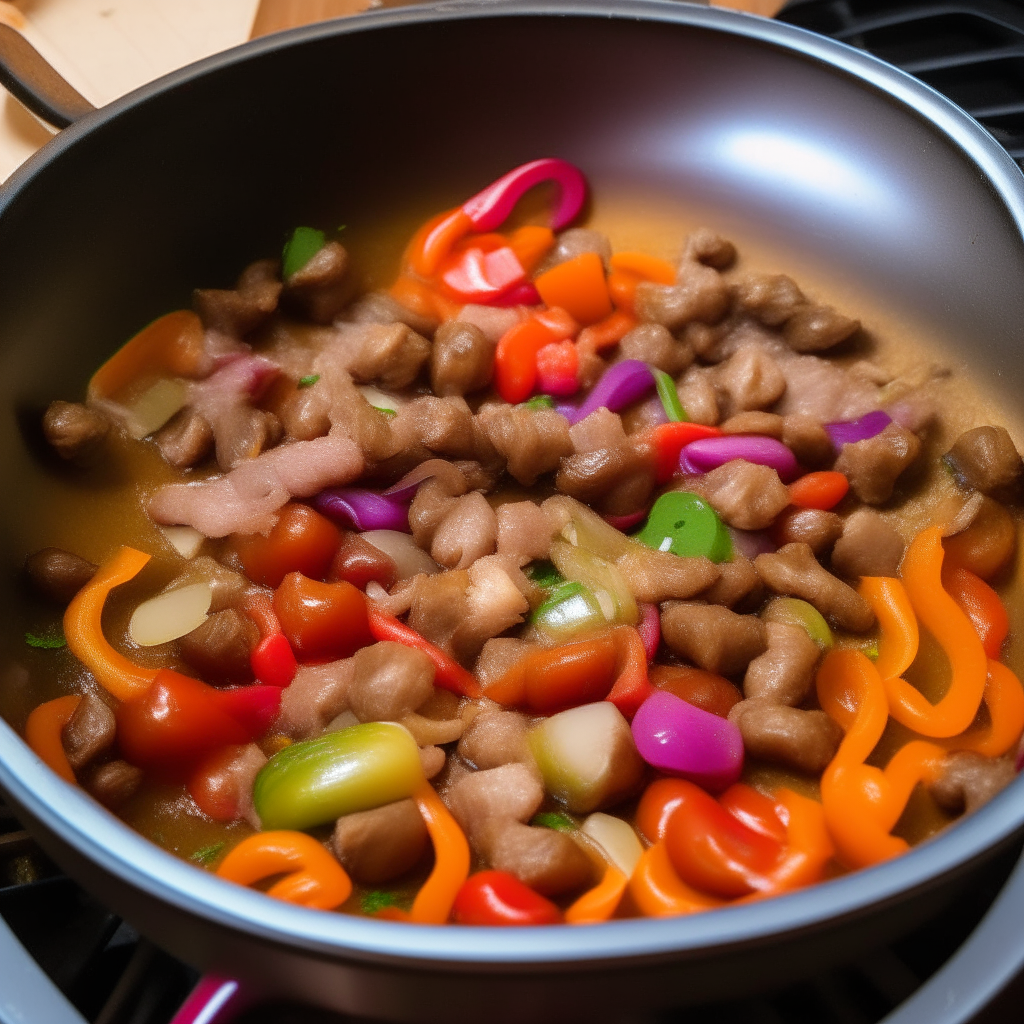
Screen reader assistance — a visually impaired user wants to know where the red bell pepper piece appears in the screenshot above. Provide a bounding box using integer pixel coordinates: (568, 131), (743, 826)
(366, 604), (481, 698)
(494, 308), (578, 404)
(251, 633), (298, 688)
(605, 626), (654, 720)
(453, 870), (562, 926)
(718, 783), (788, 845)
(648, 422), (723, 482)
(942, 564), (1010, 659)
(440, 246), (527, 304)
(273, 573), (373, 662)
(535, 340), (579, 396)
(116, 669), (281, 778)
(231, 503), (340, 588)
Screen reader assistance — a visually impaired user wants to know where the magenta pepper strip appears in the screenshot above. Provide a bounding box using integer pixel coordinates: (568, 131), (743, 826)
(461, 158), (587, 232)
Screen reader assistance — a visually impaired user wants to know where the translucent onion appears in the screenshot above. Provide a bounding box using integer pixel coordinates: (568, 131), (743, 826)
(124, 378), (189, 439)
(581, 812), (644, 878)
(159, 525), (205, 559)
(550, 539), (638, 626)
(360, 530), (441, 581)
(129, 582), (212, 647)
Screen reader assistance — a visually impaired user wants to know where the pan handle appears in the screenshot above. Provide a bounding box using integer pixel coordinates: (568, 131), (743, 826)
(0, 23), (94, 130)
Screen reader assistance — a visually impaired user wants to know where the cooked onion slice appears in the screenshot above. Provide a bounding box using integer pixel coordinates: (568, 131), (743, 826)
(582, 812), (644, 878)
(125, 379), (188, 439)
(360, 530), (440, 581)
(159, 525), (205, 559)
(129, 582), (212, 646)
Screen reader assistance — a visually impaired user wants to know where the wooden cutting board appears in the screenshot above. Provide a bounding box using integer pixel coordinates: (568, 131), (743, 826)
(0, 0), (785, 183)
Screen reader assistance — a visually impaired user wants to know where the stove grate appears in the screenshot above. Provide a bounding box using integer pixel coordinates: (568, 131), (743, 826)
(778, 0), (1024, 163)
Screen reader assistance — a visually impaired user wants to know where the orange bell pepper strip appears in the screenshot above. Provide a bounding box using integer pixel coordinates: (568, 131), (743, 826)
(366, 604), (481, 699)
(629, 842), (723, 918)
(944, 660), (1024, 758)
(787, 471), (849, 511)
(534, 252), (612, 326)
(565, 864), (628, 925)
(609, 251), (676, 284)
(859, 576), (919, 681)
(409, 782), (470, 925)
(64, 546), (158, 702)
(817, 649), (946, 869)
(216, 831), (352, 910)
(942, 565), (1009, 659)
(493, 308), (577, 404)
(88, 310), (205, 401)
(760, 789), (834, 893)
(718, 783), (788, 844)
(885, 527), (987, 738)
(405, 207), (474, 279)
(576, 310), (637, 357)
(389, 275), (461, 323)
(24, 695), (82, 784)
(508, 225), (555, 274)
(605, 625), (654, 719)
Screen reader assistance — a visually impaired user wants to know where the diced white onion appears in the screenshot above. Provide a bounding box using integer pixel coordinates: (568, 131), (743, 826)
(159, 525), (205, 559)
(125, 379), (188, 439)
(326, 710), (360, 733)
(582, 812), (644, 878)
(357, 385), (404, 413)
(129, 582), (212, 647)
(360, 530), (440, 581)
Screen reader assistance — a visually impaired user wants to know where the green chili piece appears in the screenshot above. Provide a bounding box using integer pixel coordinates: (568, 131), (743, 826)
(762, 597), (835, 650)
(282, 226), (326, 279)
(25, 631), (66, 649)
(522, 394), (555, 411)
(361, 890), (400, 914)
(651, 366), (688, 422)
(190, 842), (226, 867)
(373, 406), (397, 418)
(531, 811), (577, 832)
(297, 374), (320, 389)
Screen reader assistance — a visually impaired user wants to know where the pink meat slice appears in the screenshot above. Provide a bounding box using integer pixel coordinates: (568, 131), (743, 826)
(149, 431), (363, 537)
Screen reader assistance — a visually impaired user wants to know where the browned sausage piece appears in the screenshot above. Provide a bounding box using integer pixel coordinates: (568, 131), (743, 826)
(675, 365), (721, 426)
(684, 228), (737, 270)
(754, 543), (875, 633)
(781, 414), (833, 468)
(734, 273), (805, 327)
(699, 555), (763, 610)
(155, 408), (215, 468)
(179, 608), (259, 683)
(615, 548), (720, 603)
(482, 819), (594, 896)
(930, 751), (1016, 815)
(715, 345), (786, 416)
(393, 396), (478, 460)
(743, 622), (820, 706)
(720, 411), (784, 437)
(688, 460), (791, 531)
(85, 760), (143, 809)
(349, 642), (435, 723)
(830, 508), (906, 579)
(430, 492), (498, 570)
(24, 547), (97, 604)
(430, 321), (496, 397)
(282, 241), (350, 324)
(728, 700), (842, 775)
(347, 322), (431, 390)
(783, 305), (861, 353)
(773, 508), (843, 556)
(276, 659), (355, 738)
(341, 289), (438, 337)
(833, 422), (922, 504)
(42, 400), (109, 461)
(496, 502), (559, 563)
(447, 763), (544, 840)
(556, 437), (658, 517)
(193, 258), (282, 336)
(457, 710), (530, 770)
(61, 693), (116, 771)
(333, 798), (429, 884)
(660, 601), (768, 677)
(634, 263), (730, 331)
(476, 405), (573, 486)
(944, 426), (1023, 497)
(618, 323), (693, 376)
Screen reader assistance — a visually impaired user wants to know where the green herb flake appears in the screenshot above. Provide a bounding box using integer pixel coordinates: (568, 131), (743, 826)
(282, 226), (326, 279)
(521, 394), (555, 411)
(864, 641), (880, 661)
(337, 224), (347, 233)
(372, 405), (397, 419)
(190, 842), (226, 867)
(361, 890), (400, 915)
(531, 811), (576, 833)
(24, 631), (66, 649)
(297, 374), (320, 389)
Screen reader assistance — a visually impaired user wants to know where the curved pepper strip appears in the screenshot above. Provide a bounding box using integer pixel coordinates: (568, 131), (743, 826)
(64, 546), (158, 702)
(605, 626), (655, 720)
(747, 789), (834, 897)
(565, 864), (628, 925)
(366, 605), (480, 699)
(409, 781), (471, 925)
(859, 576), (918, 682)
(216, 831), (352, 910)
(628, 842), (723, 917)
(24, 695), (82, 784)
(885, 527), (988, 738)
(944, 660), (1024, 758)
(817, 649), (946, 869)
(943, 566), (1010, 659)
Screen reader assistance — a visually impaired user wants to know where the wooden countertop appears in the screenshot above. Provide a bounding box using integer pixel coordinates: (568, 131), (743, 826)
(0, 0), (786, 183)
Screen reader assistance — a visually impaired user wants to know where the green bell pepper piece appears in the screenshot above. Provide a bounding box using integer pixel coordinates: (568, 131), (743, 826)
(253, 721), (423, 830)
(651, 366), (688, 422)
(525, 560), (566, 594)
(531, 581), (606, 641)
(634, 492), (733, 563)
(762, 597), (834, 649)
(282, 226), (326, 279)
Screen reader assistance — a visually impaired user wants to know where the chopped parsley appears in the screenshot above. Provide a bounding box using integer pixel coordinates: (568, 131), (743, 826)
(521, 394), (555, 411)
(297, 374), (320, 389)
(372, 405), (397, 419)
(25, 630), (66, 649)
(531, 811), (576, 833)
(361, 890), (400, 914)
(190, 842), (225, 867)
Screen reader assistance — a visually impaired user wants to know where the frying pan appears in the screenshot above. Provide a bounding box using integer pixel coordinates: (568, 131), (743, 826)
(0, 2), (1023, 1021)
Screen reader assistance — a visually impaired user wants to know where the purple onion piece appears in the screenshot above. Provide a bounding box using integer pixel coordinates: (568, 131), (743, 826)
(825, 409), (891, 448)
(681, 435), (799, 483)
(631, 690), (743, 793)
(563, 360), (655, 426)
(678, 452), (702, 475)
(312, 489), (411, 532)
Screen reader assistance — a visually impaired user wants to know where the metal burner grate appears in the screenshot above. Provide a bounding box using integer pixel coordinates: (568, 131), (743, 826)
(778, 0), (1024, 165)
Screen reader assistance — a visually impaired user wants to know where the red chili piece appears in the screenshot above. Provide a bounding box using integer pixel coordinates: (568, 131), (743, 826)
(453, 870), (562, 926)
